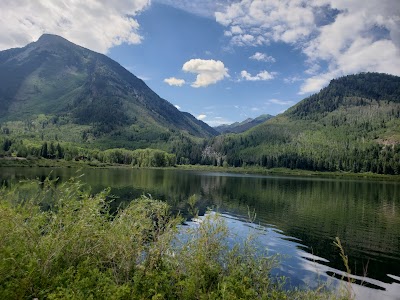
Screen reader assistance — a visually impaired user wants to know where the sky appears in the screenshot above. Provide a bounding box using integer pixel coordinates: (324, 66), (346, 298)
(1, 0), (400, 126)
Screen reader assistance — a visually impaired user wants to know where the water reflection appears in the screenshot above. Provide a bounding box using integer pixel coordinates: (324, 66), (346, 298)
(1, 167), (400, 299)
(215, 213), (400, 300)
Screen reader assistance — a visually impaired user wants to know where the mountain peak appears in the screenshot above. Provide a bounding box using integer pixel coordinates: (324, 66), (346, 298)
(0, 34), (217, 147)
(37, 33), (71, 44)
(34, 34), (80, 51)
(38, 33), (64, 40)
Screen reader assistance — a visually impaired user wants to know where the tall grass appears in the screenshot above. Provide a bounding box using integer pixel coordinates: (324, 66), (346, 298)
(0, 177), (346, 299)
(334, 237), (354, 299)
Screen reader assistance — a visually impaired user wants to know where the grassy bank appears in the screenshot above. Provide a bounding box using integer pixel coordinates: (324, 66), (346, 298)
(0, 178), (348, 299)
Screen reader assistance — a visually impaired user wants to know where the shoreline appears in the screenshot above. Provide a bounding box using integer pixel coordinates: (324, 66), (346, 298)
(174, 164), (400, 181)
(1, 157), (400, 181)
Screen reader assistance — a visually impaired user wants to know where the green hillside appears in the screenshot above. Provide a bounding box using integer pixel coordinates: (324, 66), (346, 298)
(0, 34), (217, 153)
(206, 73), (400, 174)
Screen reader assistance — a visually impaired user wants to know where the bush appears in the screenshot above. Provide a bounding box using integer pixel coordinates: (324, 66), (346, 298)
(0, 178), (343, 299)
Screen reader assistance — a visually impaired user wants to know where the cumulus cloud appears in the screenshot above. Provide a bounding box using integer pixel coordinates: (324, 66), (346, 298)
(250, 52), (276, 63)
(0, 0), (150, 53)
(268, 99), (294, 106)
(241, 70), (275, 81)
(164, 77), (186, 86)
(197, 114), (207, 120)
(216, 0), (400, 94)
(183, 59), (229, 87)
(300, 74), (333, 95)
(231, 25), (243, 34)
(215, 0), (315, 45)
(299, 0), (400, 94)
(231, 34), (264, 47)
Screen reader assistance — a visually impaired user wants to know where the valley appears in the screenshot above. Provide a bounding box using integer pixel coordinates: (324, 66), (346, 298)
(0, 34), (400, 175)
(1, 37), (399, 175)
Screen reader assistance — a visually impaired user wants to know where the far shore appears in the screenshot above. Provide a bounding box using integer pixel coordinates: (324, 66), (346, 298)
(1, 156), (400, 182)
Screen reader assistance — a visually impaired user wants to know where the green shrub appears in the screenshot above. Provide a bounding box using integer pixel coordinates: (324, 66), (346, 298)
(0, 178), (345, 299)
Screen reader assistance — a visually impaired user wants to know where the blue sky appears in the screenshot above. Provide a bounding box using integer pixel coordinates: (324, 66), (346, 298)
(1, 0), (400, 126)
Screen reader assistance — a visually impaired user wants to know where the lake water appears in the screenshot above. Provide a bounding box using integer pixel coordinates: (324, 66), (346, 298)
(1, 167), (400, 299)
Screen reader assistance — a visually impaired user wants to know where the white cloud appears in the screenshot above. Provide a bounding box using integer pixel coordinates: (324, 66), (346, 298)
(231, 34), (259, 46)
(284, 76), (302, 84)
(268, 99), (294, 106)
(216, 0), (400, 94)
(250, 52), (276, 63)
(299, 38), (400, 94)
(0, 0), (150, 53)
(304, 63), (320, 75)
(182, 59), (229, 87)
(300, 1), (400, 94)
(197, 114), (207, 120)
(154, 0), (237, 18)
(174, 105), (181, 110)
(224, 31), (233, 37)
(241, 70), (275, 81)
(215, 0), (316, 45)
(300, 74), (333, 94)
(164, 77), (186, 86)
(206, 116), (234, 127)
(231, 25), (243, 34)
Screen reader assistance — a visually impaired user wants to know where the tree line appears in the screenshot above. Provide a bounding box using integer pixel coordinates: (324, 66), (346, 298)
(1, 138), (176, 168)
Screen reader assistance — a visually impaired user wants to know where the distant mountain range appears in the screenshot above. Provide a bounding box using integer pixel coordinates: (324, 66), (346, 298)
(213, 114), (274, 134)
(0, 34), (217, 149)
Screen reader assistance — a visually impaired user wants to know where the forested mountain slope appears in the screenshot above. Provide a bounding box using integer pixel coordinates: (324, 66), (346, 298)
(0, 34), (217, 151)
(207, 73), (400, 174)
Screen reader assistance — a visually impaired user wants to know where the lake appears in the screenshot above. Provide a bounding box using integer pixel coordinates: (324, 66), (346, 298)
(1, 167), (400, 299)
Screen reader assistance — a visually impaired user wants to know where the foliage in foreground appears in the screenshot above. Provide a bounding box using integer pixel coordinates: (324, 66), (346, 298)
(0, 178), (345, 299)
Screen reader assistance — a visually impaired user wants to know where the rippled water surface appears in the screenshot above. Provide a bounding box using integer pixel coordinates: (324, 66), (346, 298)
(1, 167), (400, 299)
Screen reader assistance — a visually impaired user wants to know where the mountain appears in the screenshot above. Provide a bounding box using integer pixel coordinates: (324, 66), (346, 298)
(208, 73), (400, 174)
(214, 114), (274, 134)
(0, 34), (217, 150)
(2, 38), (399, 174)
